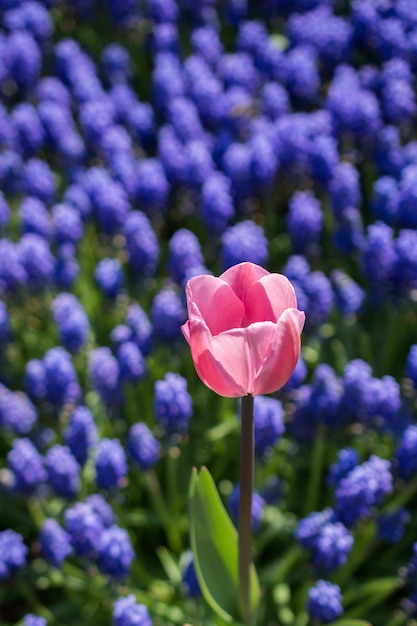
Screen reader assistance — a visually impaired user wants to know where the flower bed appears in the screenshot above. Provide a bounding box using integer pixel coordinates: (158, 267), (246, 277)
(1, 1), (417, 625)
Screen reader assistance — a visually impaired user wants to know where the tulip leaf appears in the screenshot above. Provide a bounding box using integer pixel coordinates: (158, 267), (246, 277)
(189, 466), (260, 623)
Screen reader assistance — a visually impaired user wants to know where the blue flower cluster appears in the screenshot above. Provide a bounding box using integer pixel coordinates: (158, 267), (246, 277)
(1, 0), (417, 624)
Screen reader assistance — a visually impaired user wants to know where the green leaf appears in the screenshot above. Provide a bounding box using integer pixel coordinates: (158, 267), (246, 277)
(327, 618), (372, 626)
(189, 467), (260, 623)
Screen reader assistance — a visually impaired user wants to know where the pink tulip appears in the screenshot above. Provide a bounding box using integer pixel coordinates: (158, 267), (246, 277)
(182, 262), (305, 398)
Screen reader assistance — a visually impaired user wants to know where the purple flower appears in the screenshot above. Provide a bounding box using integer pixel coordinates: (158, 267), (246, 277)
(64, 406), (97, 464)
(11, 103), (44, 157)
(22, 158), (56, 204)
(55, 243), (80, 289)
(151, 287), (187, 343)
(328, 448), (360, 487)
(85, 494), (115, 527)
(326, 65), (382, 141)
(98, 525), (134, 578)
(331, 269), (365, 316)
(360, 221), (397, 303)
(191, 25), (223, 66)
(135, 158), (169, 217)
(52, 293), (90, 352)
(52, 203), (83, 246)
(158, 124), (189, 185)
(182, 551), (201, 598)
(286, 191), (323, 257)
(150, 22), (179, 54)
(83, 167), (129, 235)
(296, 508), (334, 550)
(334, 455), (393, 527)
(0, 239), (26, 292)
(221, 221), (268, 270)
(200, 171), (235, 234)
(253, 396), (285, 458)
(7, 437), (46, 492)
(328, 162), (362, 217)
(7, 31), (41, 92)
(222, 142), (252, 198)
(128, 422), (160, 471)
(394, 425), (417, 480)
(218, 52), (260, 93)
(19, 197), (52, 240)
(37, 76), (71, 107)
(311, 521), (353, 572)
(0, 301), (11, 342)
(167, 97), (204, 143)
(112, 595), (152, 626)
(43, 346), (81, 408)
(282, 355), (308, 392)
(18, 233), (55, 291)
(117, 341), (146, 383)
(23, 615), (47, 626)
(0, 529), (27, 580)
(307, 580), (343, 623)
(101, 43), (132, 86)
(4, 1), (53, 47)
(79, 99), (115, 147)
(88, 347), (122, 406)
(168, 229), (204, 285)
(287, 6), (352, 69)
(125, 101), (155, 151)
(154, 373), (192, 437)
(39, 519), (73, 567)
(152, 52), (185, 112)
(249, 132), (278, 189)
(123, 211), (159, 278)
(285, 45), (320, 104)
(45, 444), (80, 498)
(95, 438), (127, 489)
(260, 82), (289, 120)
(406, 345), (417, 386)
(0, 387), (38, 435)
(125, 304), (153, 356)
(64, 501), (104, 557)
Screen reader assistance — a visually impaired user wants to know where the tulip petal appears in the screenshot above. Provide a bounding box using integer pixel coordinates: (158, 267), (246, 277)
(221, 262), (269, 306)
(245, 274), (299, 325)
(252, 309), (306, 396)
(186, 316), (248, 397)
(185, 275), (245, 335)
(181, 320), (191, 343)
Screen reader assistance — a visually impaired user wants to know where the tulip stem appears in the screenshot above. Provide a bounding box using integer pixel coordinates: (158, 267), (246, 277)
(239, 394), (255, 626)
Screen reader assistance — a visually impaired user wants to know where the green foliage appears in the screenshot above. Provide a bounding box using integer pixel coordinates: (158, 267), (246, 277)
(189, 467), (260, 623)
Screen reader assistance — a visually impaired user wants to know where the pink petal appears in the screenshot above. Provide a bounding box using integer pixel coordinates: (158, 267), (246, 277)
(244, 274), (299, 325)
(220, 262), (269, 305)
(187, 316), (248, 397)
(252, 309), (306, 396)
(185, 274), (245, 335)
(181, 320), (191, 343)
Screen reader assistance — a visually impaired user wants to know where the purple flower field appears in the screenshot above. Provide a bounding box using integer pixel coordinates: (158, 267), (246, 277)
(1, 0), (417, 625)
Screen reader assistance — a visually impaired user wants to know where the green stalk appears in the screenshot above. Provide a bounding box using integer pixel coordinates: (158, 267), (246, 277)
(239, 394), (255, 626)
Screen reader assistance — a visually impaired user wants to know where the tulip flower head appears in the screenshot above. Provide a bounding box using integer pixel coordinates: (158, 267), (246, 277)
(182, 262), (305, 398)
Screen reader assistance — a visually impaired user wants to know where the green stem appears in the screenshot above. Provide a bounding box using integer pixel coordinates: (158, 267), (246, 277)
(239, 394), (255, 626)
